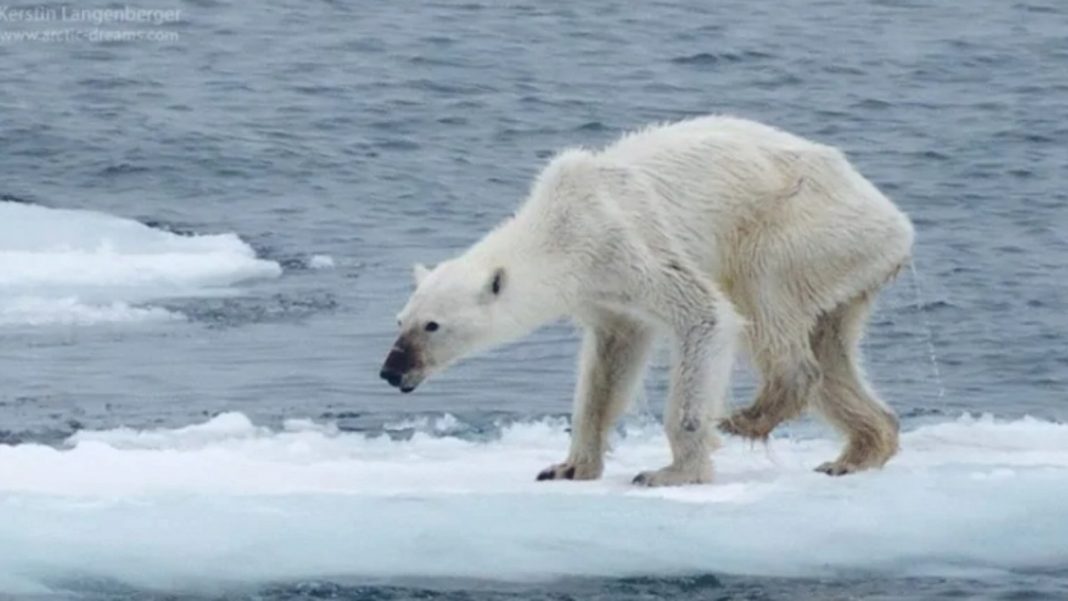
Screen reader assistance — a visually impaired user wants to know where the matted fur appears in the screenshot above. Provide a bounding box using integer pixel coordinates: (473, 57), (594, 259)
(389, 116), (914, 486)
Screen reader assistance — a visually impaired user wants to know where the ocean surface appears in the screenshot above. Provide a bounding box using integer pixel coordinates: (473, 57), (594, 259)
(1, 0), (1066, 599)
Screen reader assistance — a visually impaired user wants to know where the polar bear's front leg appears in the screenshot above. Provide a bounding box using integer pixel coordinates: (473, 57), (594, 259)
(537, 315), (654, 481)
(632, 288), (742, 487)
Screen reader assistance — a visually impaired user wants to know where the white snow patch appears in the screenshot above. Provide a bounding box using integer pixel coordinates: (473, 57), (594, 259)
(0, 413), (1066, 592)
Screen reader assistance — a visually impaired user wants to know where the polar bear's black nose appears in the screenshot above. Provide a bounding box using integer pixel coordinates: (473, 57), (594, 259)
(380, 368), (403, 387)
(380, 339), (416, 390)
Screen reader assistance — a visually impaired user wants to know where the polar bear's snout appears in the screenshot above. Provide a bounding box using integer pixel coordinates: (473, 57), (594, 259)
(379, 336), (425, 393)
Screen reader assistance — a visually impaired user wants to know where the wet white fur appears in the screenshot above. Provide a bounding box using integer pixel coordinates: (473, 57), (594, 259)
(398, 116), (914, 485)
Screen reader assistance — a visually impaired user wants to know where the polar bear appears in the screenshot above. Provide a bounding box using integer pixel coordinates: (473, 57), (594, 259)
(380, 116), (914, 486)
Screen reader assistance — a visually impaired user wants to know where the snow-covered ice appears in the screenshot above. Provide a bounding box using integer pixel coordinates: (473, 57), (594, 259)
(0, 412), (1065, 594)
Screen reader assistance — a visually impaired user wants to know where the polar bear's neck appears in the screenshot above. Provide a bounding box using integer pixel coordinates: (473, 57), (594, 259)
(462, 210), (574, 329)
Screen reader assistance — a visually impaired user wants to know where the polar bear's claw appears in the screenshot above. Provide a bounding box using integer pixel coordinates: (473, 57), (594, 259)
(536, 462), (597, 481)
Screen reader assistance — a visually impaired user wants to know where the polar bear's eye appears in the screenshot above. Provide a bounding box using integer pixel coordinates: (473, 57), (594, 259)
(425, 321), (440, 332)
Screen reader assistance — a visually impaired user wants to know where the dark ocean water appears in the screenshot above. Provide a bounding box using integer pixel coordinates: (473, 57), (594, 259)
(1, 0), (1066, 599)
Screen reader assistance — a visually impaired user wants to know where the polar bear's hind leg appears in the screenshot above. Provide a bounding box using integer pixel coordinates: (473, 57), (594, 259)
(719, 343), (821, 441)
(720, 282), (824, 441)
(809, 290), (900, 475)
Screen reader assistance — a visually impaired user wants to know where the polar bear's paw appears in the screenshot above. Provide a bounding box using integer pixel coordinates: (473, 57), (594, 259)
(815, 460), (860, 476)
(718, 409), (775, 440)
(535, 461), (601, 481)
(631, 463), (712, 487)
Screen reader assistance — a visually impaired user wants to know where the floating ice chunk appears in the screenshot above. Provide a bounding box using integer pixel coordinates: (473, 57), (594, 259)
(0, 202), (281, 326)
(307, 254), (335, 269)
(0, 296), (183, 326)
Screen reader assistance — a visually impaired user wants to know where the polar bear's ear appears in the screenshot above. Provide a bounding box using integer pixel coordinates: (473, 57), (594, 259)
(489, 267), (505, 297)
(412, 263), (431, 287)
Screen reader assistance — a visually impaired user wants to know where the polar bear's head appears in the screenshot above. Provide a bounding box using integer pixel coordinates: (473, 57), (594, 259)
(379, 259), (515, 393)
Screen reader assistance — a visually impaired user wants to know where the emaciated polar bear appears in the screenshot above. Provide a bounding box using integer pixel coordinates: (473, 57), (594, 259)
(380, 116), (914, 486)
